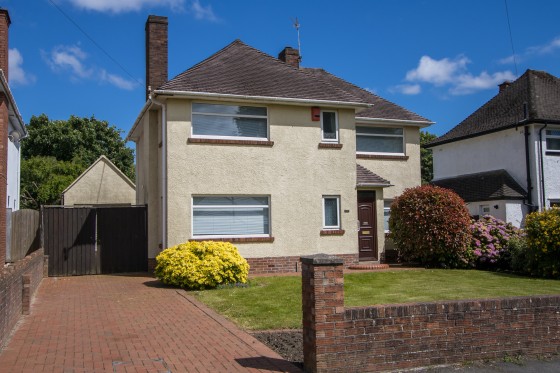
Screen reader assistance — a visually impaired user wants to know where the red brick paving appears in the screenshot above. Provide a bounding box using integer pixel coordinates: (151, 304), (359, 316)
(0, 274), (301, 372)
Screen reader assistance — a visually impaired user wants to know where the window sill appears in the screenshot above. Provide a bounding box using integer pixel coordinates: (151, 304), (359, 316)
(357, 154), (409, 160)
(320, 229), (345, 236)
(188, 138), (274, 146)
(545, 151), (560, 156)
(190, 236), (275, 243)
(318, 143), (343, 149)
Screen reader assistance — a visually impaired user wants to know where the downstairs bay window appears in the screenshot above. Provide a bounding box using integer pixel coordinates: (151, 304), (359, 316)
(192, 196), (270, 237)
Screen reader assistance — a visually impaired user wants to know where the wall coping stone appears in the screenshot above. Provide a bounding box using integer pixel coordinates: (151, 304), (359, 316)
(300, 253), (344, 266)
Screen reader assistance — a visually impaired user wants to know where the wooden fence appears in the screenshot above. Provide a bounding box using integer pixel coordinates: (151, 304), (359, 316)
(6, 209), (41, 262)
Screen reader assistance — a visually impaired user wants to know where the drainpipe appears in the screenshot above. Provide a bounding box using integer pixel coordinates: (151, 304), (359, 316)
(538, 123), (548, 210)
(150, 96), (168, 250)
(524, 125), (533, 211)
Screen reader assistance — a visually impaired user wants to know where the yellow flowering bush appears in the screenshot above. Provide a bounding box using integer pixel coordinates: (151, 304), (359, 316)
(525, 207), (560, 278)
(154, 241), (250, 289)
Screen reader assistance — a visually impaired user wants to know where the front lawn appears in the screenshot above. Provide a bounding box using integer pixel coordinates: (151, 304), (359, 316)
(192, 269), (560, 330)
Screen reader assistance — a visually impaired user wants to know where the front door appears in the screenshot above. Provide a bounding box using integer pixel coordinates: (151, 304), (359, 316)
(358, 191), (377, 261)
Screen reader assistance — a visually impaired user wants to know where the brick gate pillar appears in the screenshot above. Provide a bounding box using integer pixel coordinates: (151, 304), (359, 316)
(301, 254), (345, 373)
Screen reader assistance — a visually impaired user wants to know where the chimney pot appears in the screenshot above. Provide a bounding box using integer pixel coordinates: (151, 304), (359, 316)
(145, 15), (168, 101)
(498, 81), (512, 93)
(278, 46), (300, 69)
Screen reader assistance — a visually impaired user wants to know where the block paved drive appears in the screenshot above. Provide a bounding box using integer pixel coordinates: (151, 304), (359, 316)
(0, 274), (302, 373)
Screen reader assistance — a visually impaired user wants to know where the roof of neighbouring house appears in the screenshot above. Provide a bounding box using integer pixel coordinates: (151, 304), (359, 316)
(356, 164), (392, 187)
(428, 70), (560, 147)
(431, 169), (526, 202)
(303, 68), (431, 123)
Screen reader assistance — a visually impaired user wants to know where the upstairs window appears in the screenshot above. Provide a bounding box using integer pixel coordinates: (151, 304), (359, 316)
(192, 196), (270, 237)
(321, 111), (338, 142)
(546, 128), (560, 153)
(356, 126), (404, 155)
(192, 103), (268, 140)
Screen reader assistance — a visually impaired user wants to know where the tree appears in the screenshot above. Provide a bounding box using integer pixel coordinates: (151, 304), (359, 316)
(20, 114), (135, 209)
(420, 131), (437, 184)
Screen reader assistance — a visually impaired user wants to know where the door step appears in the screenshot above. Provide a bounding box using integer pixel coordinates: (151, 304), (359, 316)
(348, 263), (390, 270)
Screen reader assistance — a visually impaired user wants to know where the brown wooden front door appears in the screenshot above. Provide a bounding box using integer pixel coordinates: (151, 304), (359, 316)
(358, 191), (377, 261)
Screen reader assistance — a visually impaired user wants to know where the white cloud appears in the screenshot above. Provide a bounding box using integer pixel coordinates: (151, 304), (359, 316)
(499, 36), (560, 65)
(406, 55), (470, 86)
(391, 84), (421, 95)
(8, 48), (36, 86)
(99, 69), (137, 90)
(190, 0), (218, 21)
(451, 71), (517, 95)
(66, 0), (185, 13)
(398, 54), (514, 96)
(43, 44), (139, 90)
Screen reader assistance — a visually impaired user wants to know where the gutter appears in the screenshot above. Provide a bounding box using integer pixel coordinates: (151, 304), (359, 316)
(538, 123), (548, 210)
(126, 99), (152, 142)
(152, 89), (372, 109)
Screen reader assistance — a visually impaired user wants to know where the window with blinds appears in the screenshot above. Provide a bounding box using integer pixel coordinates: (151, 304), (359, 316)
(356, 126), (404, 154)
(192, 103), (268, 140)
(192, 196), (270, 237)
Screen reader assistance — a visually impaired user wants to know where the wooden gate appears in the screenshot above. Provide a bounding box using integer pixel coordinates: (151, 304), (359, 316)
(42, 206), (147, 276)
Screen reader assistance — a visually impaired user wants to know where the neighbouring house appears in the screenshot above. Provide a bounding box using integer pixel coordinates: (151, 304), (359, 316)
(61, 155), (136, 206)
(127, 15), (432, 273)
(427, 70), (560, 227)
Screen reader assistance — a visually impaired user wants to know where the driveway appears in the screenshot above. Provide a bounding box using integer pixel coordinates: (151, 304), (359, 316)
(0, 274), (301, 372)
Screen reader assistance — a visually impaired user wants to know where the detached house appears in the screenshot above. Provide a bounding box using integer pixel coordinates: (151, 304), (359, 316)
(128, 16), (432, 273)
(428, 70), (560, 227)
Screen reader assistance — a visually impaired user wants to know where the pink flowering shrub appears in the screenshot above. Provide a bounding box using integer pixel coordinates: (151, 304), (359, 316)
(468, 215), (522, 269)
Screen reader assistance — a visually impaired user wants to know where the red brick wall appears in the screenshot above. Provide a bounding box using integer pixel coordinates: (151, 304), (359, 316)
(0, 10), (10, 82)
(0, 249), (44, 348)
(0, 94), (8, 265)
(145, 15), (168, 100)
(247, 254), (358, 275)
(301, 254), (560, 373)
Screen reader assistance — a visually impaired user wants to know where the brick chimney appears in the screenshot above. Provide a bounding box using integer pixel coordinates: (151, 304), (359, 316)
(499, 81), (512, 93)
(278, 46), (300, 68)
(145, 15), (168, 101)
(0, 9), (10, 81)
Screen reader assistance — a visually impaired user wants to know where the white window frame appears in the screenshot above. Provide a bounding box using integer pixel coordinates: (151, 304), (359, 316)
(191, 195), (271, 238)
(191, 102), (269, 141)
(479, 205), (491, 216)
(322, 195), (341, 229)
(383, 200), (393, 233)
(321, 111), (339, 143)
(356, 125), (405, 156)
(545, 127), (560, 153)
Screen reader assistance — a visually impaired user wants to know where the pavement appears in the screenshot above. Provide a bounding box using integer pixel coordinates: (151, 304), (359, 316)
(0, 274), (301, 373)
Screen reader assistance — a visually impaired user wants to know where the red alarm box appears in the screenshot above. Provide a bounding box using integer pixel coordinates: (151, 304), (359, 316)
(311, 107), (321, 121)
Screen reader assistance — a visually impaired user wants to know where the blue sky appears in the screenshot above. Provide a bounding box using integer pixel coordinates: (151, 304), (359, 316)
(3, 0), (560, 143)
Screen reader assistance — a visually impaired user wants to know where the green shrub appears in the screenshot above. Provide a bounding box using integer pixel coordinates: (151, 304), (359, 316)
(525, 208), (560, 278)
(155, 241), (250, 289)
(389, 185), (472, 268)
(509, 236), (529, 274)
(468, 215), (522, 270)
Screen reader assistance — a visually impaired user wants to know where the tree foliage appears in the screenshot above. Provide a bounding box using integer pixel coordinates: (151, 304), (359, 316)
(389, 185), (472, 268)
(20, 114), (134, 209)
(420, 131), (437, 184)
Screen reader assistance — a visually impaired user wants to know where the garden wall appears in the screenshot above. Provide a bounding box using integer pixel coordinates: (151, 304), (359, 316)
(0, 249), (45, 348)
(247, 254), (358, 275)
(301, 254), (560, 373)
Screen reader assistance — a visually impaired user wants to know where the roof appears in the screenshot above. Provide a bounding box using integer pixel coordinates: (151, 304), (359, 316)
(62, 155), (135, 195)
(431, 170), (526, 202)
(303, 68), (431, 123)
(356, 164), (392, 187)
(158, 40), (368, 106)
(428, 69), (560, 147)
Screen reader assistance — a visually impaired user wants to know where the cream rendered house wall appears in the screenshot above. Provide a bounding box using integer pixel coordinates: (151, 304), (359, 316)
(164, 99), (358, 259)
(63, 157), (135, 206)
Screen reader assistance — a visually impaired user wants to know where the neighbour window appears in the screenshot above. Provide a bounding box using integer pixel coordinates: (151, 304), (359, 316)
(192, 196), (270, 237)
(550, 200), (560, 208)
(356, 126), (404, 154)
(383, 200), (393, 232)
(479, 205), (491, 216)
(321, 111), (338, 142)
(192, 103), (268, 140)
(323, 196), (340, 229)
(545, 128), (560, 153)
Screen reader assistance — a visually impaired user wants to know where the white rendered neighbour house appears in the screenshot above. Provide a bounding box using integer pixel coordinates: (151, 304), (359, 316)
(128, 15), (432, 273)
(428, 70), (560, 227)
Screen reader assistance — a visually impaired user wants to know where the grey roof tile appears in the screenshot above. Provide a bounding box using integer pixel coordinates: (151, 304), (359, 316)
(431, 170), (526, 202)
(428, 70), (560, 147)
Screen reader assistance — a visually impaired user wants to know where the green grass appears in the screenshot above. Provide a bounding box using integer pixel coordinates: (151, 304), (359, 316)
(192, 269), (560, 330)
